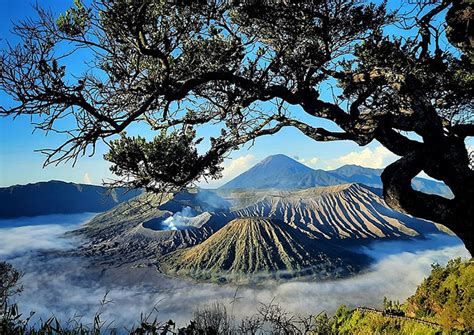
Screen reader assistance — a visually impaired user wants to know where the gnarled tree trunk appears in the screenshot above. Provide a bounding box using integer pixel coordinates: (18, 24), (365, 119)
(381, 141), (474, 255)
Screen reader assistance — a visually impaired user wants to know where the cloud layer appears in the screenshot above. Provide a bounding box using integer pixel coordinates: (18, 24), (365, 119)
(0, 213), (95, 257)
(0, 215), (469, 332)
(329, 145), (398, 169)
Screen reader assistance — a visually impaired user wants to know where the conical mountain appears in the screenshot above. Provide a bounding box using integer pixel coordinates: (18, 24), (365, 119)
(219, 154), (341, 190)
(159, 217), (366, 282)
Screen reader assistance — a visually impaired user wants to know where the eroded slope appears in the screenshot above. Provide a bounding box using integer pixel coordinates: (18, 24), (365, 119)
(228, 184), (445, 240)
(160, 217), (366, 282)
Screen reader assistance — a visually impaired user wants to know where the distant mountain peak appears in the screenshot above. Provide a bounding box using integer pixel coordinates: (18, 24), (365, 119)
(218, 154), (352, 190)
(219, 154), (314, 190)
(261, 153), (289, 160)
(259, 154), (298, 162)
(218, 154), (452, 197)
(256, 154), (311, 169)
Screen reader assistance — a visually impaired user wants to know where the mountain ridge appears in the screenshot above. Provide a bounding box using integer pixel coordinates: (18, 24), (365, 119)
(219, 154), (452, 198)
(226, 183), (446, 240)
(3, 179), (105, 188)
(0, 180), (142, 218)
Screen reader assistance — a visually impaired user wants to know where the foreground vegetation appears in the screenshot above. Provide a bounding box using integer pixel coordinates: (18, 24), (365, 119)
(1, 259), (472, 334)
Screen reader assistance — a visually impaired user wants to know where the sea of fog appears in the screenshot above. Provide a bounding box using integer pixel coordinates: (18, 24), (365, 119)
(0, 213), (470, 331)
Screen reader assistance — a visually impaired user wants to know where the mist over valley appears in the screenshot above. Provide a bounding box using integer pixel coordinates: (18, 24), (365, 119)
(0, 213), (467, 330)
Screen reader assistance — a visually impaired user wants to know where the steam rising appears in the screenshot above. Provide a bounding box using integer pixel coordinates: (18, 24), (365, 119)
(162, 206), (195, 230)
(0, 214), (470, 331)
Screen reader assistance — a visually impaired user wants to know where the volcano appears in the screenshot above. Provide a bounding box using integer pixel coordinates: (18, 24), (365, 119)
(159, 217), (366, 282)
(76, 157), (452, 281)
(228, 183), (446, 240)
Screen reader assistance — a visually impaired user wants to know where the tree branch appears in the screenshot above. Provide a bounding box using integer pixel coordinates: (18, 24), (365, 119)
(451, 123), (474, 138)
(381, 152), (454, 222)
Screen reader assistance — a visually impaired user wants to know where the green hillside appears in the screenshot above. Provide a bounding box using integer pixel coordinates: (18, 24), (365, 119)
(334, 306), (443, 335)
(406, 258), (474, 331)
(334, 258), (473, 334)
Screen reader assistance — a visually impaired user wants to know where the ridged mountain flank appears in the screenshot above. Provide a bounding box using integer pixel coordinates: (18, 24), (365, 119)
(228, 183), (448, 240)
(159, 217), (367, 282)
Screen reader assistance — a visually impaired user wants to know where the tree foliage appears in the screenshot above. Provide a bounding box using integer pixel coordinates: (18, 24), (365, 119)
(105, 128), (224, 192)
(0, 261), (24, 334)
(0, 0), (473, 250)
(407, 258), (474, 331)
(0, 261), (23, 312)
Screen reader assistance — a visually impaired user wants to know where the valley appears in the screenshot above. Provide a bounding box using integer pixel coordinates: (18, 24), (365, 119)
(71, 155), (454, 283)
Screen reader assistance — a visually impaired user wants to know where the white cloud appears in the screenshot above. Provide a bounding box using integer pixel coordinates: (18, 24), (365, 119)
(0, 213), (94, 257)
(329, 145), (398, 169)
(298, 157), (320, 168)
(221, 154), (255, 180)
(83, 173), (93, 184)
(199, 154), (256, 188)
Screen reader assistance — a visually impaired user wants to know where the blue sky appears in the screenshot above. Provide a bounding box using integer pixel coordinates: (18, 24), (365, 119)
(0, 0), (470, 188)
